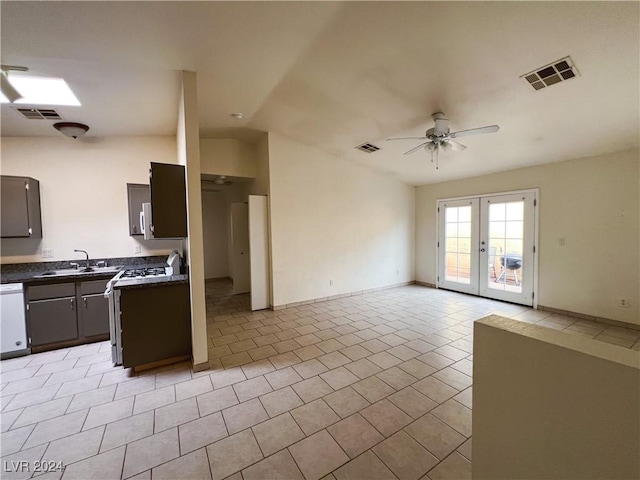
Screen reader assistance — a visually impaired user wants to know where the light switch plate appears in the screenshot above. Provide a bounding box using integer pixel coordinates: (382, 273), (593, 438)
(134, 245), (142, 254)
(41, 248), (54, 258)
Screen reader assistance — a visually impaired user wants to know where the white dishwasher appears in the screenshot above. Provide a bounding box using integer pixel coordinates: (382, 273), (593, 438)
(1, 283), (29, 358)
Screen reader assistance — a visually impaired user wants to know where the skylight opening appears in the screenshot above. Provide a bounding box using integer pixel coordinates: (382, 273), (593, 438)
(0, 76), (81, 106)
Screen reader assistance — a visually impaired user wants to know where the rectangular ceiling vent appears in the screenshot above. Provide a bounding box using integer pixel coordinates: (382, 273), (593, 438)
(355, 142), (381, 153)
(15, 108), (62, 120)
(520, 56), (580, 91)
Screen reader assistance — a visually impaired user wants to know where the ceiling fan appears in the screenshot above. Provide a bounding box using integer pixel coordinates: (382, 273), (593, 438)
(386, 112), (500, 169)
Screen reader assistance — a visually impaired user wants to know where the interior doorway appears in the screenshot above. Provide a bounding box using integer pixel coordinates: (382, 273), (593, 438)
(201, 175), (270, 310)
(437, 190), (538, 306)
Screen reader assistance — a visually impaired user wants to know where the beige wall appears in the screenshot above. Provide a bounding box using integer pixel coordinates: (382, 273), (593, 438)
(200, 138), (257, 178)
(473, 316), (640, 479)
(177, 70), (208, 368)
(416, 148), (639, 325)
(201, 191), (229, 279)
(267, 133), (415, 307)
(250, 134), (270, 197)
(0, 136), (182, 263)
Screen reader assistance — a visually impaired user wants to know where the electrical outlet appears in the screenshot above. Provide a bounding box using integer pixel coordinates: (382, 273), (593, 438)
(618, 298), (629, 308)
(41, 248), (53, 258)
(396, 269), (400, 275)
(559, 237), (565, 246)
(134, 245), (142, 254)
(329, 279), (333, 286)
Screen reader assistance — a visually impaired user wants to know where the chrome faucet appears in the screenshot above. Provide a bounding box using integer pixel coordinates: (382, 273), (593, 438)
(74, 249), (91, 270)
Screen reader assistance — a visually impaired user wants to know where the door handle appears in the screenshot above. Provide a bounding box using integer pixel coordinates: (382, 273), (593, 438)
(83, 297), (88, 308)
(70, 298), (75, 310)
(480, 248), (486, 252)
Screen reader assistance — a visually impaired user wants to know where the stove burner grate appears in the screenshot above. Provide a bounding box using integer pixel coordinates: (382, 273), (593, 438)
(121, 267), (168, 278)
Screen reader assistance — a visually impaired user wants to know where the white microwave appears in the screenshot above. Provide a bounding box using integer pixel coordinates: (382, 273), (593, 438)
(140, 202), (155, 240)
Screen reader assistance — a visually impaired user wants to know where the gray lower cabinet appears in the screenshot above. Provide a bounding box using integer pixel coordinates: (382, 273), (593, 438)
(80, 280), (110, 337)
(120, 282), (191, 368)
(28, 297), (78, 346)
(27, 279), (110, 351)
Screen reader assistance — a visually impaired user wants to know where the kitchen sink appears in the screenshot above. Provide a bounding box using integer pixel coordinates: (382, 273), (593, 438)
(35, 266), (123, 278)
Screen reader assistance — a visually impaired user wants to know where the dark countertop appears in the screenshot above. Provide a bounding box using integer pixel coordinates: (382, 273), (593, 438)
(113, 274), (189, 290)
(1, 269), (122, 285)
(1, 256), (188, 287)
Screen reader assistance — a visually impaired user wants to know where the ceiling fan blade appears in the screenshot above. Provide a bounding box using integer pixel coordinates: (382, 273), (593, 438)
(449, 125), (500, 138)
(447, 139), (467, 151)
(386, 136), (428, 141)
(403, 142), (430, 155)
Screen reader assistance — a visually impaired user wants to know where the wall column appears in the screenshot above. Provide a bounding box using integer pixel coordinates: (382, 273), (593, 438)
(177, 70), (208, 369)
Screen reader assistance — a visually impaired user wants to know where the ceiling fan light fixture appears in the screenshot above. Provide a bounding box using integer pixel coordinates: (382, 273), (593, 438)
(53, 122), (89, 139)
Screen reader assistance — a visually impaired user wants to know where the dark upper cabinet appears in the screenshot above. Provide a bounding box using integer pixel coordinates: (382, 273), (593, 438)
(1, 176), (42, 238)
(126, 183), (150, 236)
(149, 162), (187, 238)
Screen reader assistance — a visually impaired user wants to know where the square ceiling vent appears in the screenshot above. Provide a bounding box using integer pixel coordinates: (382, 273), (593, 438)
(521, 56), (580, 91)
(15, 107), (62, 120)
(355, 142), (381, 153)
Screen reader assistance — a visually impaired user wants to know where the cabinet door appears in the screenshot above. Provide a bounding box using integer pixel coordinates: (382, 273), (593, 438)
(127, 184), (150, 236)
(28, 297), (78, 346)
(25, 178), (42, 238)
(1, 177), (30, 237)
(0, 176), (42, 238)
(82, 294), (110, 337)
(120, 283), (191, 367)
(149, 163), (187, 238)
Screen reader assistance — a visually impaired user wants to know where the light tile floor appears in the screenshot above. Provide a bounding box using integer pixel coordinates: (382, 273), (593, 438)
(2, 279), (639, 480)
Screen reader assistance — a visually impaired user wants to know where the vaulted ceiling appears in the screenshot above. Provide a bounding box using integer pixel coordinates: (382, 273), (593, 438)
(1, 2), (638, 185)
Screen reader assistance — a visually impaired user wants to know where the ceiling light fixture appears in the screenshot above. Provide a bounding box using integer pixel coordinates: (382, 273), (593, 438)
(10, 76), (81, 106)
(0, 65), (28, 103)
(53, 122), (89, 139)
(230, 113), (243, 120)
(0, 68), (81, 106)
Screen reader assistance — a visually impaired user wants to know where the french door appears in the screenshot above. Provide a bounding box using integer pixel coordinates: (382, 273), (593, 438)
(437, 191), (537, 306)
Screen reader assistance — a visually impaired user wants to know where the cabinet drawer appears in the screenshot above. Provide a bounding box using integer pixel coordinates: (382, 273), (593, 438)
(27, 283), (75, 301)
(80, 280), (108, 295)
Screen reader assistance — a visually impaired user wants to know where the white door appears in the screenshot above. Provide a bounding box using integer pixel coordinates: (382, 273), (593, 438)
(230, 202), (250, 294)
(438, 191), (537, 306)
(249, 195), (270, 310)
(438, 198), (480, 295)
(479, 192), (536, 305)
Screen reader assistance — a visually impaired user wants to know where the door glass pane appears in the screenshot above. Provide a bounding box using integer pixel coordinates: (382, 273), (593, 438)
(458, 237), (471, 254)
(487, 201), (523, 293)
(489, 221), (505, 239)
(506, 202), (523, 220)
(489, 203), (506, 221)
(444, 205), (472, 284)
